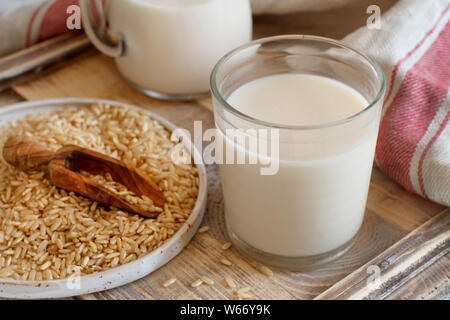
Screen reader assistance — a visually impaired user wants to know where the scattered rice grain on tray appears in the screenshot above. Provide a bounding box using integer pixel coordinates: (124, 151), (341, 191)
(221, 242), (232, 250)
(201, 276), (214, 285)
(197, 226), (209, 233)
(237, 292), (252, 300)
(236, 287), (251, 300)
(224, 276), (236, 289)
(162, 277), (177, 288)
(0, 104), (199, 280)
(259, 265), (274, 277)
(219, 258), (232, 266)
(191, 279), (203, 287)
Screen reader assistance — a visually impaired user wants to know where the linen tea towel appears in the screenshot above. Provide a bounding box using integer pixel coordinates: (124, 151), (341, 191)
(342, 0), (449, 206)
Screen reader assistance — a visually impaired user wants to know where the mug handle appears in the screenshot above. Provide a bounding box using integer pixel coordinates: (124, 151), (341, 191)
(79, 0), (125, 57)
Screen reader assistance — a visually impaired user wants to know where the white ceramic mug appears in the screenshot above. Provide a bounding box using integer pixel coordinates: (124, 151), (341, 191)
(80, 0), (252, 100)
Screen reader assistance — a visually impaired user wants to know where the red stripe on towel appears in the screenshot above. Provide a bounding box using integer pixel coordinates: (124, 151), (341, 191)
(37, 0), (79, 41)
(376, 20), (450, 192)
(383, 5), (449, 109)
(25, 1), (48, 47)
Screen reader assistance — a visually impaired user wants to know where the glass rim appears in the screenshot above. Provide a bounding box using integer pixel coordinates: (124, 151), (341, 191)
(210, 34), (386, 130)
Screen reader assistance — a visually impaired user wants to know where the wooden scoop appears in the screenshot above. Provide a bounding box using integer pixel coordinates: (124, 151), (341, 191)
(2, 136), (164, 218)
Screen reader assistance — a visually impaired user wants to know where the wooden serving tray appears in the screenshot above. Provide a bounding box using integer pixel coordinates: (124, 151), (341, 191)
(0, 1), (448, 299)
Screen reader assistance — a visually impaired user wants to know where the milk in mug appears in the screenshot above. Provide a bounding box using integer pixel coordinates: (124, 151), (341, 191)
(107, 0), (252, 97)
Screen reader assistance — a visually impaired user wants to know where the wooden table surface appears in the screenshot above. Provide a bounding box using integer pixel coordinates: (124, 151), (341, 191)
(0, 0), (448, 300)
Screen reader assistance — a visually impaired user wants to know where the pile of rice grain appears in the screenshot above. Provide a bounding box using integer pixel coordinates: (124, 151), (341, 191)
(0, 104), (199, 281)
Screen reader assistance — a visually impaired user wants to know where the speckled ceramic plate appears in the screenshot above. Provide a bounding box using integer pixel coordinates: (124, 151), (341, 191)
(0, 98), (207, 299)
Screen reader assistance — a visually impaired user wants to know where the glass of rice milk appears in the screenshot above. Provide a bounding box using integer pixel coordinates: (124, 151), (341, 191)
(211, 35), (386, 270)
(80, 0), (252, 100)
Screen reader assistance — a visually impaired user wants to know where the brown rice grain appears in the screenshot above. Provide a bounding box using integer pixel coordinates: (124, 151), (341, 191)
(221, 242), (232, 250)
(224, 276), (236, 289)
(259, 265), (274, 277)
(39, 261), (52, 271)
(219, 258), (232, 267)
(236, 287), (252, 300)
(191, 279), (203, 288)
(201, 276), (214, 286)
(162, 278), (177, 288)
(197, 226), (210, 233)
